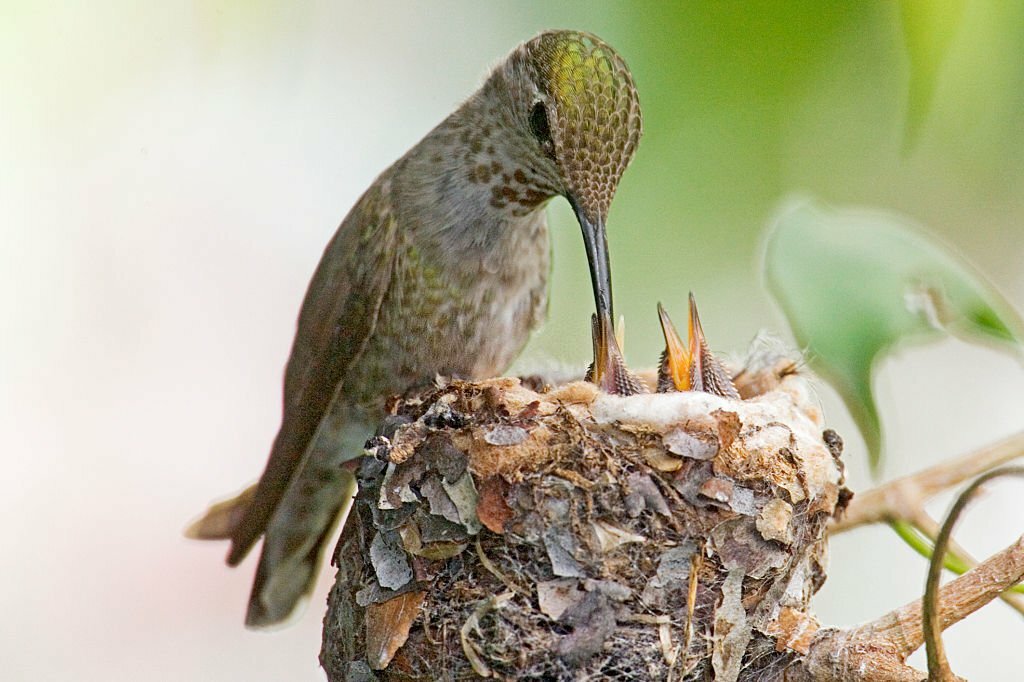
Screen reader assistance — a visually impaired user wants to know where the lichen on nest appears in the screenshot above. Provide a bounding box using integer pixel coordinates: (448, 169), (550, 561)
(321, 353), (850, 681)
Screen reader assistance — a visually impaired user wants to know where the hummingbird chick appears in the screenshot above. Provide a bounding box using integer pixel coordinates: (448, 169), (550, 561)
(188, 31), (643, 627)
(657, 293), (740, 399)
(585, 312), (648, 396)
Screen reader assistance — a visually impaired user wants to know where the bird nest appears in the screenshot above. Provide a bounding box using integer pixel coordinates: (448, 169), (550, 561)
(320, 349), (850, 681)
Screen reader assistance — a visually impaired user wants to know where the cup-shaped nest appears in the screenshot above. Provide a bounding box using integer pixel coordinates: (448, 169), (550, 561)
(321, 348), (849, 681)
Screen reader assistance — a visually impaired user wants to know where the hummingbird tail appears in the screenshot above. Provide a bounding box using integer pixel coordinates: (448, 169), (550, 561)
(244, 464), (358, 627)
(184, 483), (257, 540)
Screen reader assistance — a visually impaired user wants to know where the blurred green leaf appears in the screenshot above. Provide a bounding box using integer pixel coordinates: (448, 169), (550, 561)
(764, 199), (1024, 472)
(900, 0), (965, 150)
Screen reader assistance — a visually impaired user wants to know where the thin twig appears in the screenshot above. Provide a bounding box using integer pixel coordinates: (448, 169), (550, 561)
(831, 430), (1024, 533)
(922, 467), (1024, 682)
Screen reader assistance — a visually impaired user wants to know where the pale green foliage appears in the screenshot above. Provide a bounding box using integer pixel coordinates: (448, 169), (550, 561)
(900, 0), (966, 149)
(763, 199), (1024, 472)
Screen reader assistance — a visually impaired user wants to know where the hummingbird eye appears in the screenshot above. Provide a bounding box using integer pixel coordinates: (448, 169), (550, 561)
(529, 102), (552, 146)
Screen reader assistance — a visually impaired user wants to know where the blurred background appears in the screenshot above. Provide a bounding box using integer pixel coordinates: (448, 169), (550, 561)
(3, 2), (1023, 679)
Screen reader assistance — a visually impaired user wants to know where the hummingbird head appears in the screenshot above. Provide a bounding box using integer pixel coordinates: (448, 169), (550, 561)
(490, 30), (643, 324)
(515, 31), (643, 221)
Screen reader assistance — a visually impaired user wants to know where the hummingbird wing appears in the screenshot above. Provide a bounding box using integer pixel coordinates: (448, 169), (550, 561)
(224, 182), (399, 619)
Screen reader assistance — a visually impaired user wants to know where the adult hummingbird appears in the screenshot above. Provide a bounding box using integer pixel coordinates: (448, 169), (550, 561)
(188, 30), (643, 627)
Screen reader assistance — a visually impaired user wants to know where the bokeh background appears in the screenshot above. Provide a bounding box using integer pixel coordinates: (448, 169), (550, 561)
(3, 2), (1023, 679)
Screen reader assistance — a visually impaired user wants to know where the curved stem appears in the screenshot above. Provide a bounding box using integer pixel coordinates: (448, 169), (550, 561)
(923, 466), (1024, 682)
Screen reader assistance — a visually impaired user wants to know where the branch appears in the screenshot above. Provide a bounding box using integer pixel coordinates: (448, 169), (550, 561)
(790, 533), (1024, 681)
(874, 535), (1024, 662)
(907, 509), (1024, 617)
(832, 430), (1024, 533)
(830, 430), (1024, 619)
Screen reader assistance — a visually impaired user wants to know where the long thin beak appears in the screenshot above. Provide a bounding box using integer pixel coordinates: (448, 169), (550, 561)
(572, 202), (613, 324)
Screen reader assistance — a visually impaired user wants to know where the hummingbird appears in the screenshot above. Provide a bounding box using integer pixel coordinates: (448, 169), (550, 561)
(656, 293), (740, 398)
(188, 30), (643, 627)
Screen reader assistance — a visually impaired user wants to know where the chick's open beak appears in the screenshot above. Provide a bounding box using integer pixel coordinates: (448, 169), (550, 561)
(687, 293), (707, 391)
(687, 293), (740, 399)
(657, 294), (740, 399)
(586, 312), (646, 396)
(657, 302), (691, 392)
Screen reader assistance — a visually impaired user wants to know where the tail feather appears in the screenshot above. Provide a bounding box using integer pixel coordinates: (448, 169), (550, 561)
(191, 405), (369, 627)
(226, 425), (306, 566)
(185, 483), (257, 540)
(245, 473), (358, 627)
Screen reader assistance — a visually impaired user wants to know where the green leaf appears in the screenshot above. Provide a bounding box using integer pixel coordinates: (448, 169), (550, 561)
(763, 199), (1024, 472)
(900, 0), (965, 150)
